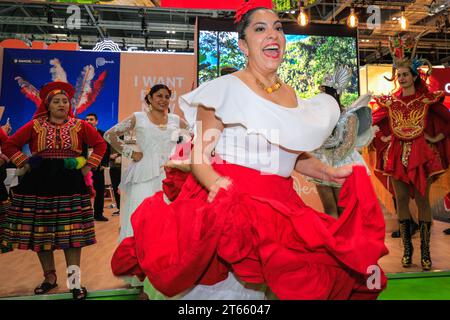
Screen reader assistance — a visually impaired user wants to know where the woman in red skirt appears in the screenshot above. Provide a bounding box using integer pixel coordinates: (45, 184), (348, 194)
(112, 1), (388, 300)
(372, 34), (449, 271)
(1, 81), (106, 299)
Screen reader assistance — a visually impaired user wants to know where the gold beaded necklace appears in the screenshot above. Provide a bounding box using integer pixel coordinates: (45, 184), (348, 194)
(147, 110), (168, 129)
(251, 72), (282, 94)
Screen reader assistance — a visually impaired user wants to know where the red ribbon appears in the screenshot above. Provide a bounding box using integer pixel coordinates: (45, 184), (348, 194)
(234, 0), (260, 24)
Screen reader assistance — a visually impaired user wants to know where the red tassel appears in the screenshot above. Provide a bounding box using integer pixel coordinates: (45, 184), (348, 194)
(84, 171), (96, 198)
(76, 71), (107, 114)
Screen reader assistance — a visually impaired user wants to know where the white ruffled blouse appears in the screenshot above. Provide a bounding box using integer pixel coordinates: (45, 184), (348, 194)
(180, 74), (339, 177)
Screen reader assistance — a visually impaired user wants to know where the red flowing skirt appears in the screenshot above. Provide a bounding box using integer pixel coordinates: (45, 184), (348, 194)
(383, 136), (444, 196)
(111, 163), (388, 300)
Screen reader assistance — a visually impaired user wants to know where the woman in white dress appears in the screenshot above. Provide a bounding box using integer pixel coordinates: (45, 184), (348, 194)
(104, 84), (188, 298)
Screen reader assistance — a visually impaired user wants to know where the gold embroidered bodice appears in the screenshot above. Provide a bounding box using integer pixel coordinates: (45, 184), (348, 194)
(373, 91), (443, 141)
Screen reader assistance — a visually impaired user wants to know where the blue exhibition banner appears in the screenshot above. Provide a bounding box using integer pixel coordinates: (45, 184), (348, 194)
(0, 48), (120, 133)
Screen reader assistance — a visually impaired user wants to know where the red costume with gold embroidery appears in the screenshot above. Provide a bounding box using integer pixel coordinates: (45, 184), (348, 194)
(2, 116), (106, 169)
(372, 88), (449, 196)
(371, 32), (448, 271)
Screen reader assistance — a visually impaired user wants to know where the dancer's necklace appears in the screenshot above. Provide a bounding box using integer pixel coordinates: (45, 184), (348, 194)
(148, 111), (167, 129)
(256, 77), (282, 94)
(248, 70), (282, 94)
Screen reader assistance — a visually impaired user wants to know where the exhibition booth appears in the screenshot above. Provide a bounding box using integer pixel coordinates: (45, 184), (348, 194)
(0, 0), (449, 301)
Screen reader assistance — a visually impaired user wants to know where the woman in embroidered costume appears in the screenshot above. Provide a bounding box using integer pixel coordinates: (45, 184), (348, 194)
(104, 84), (189, 299)
(310, 66), (373, 218)
(0, 121), (12, 252)
(372, 34), (450, 271)
(0, 81), (106, 299)
(111, 1), (388, 300)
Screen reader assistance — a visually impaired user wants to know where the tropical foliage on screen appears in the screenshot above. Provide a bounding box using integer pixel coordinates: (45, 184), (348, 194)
(198, 31), (358, 106)
(272, 0), (319, 11)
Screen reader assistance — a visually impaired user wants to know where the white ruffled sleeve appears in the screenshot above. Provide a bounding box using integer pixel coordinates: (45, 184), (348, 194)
(179, 75), (241, 127)
(179, 75), (340, 152)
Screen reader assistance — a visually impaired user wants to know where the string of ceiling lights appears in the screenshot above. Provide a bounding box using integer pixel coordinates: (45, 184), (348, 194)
(293, 0), (410, 30)
(41, 1), (447, 33)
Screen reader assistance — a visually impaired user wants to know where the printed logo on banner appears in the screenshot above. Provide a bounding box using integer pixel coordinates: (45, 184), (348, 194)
(92, 39), (121, 53)
(13, 58), (44, 65)
(96, 57), (115, 68)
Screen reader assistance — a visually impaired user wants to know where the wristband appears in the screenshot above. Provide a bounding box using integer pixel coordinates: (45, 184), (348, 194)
(122, 146), (134, 159)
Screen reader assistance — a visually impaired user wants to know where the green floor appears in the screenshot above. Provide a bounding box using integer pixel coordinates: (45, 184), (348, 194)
(2, 271), (450, 300)
(378, 271), (450, 300)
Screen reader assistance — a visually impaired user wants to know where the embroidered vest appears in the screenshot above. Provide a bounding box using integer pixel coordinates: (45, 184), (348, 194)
(373, 91), (444, 141)
(33, 117), (83, 153)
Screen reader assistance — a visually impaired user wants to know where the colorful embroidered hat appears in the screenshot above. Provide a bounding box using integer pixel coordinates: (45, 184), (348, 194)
(34, 81), (75, 119)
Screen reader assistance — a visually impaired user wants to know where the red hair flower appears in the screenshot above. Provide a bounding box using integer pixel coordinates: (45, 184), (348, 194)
(234, 0), (259, 24)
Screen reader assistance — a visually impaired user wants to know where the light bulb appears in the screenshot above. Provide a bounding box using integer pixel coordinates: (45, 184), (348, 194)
(399, 13), (407, 30)
(346, 8), (358, 28)
(297, 8), (309, 26)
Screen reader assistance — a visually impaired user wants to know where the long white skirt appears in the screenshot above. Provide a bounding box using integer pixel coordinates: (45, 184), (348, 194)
(119, 177), (163, 287)
(119, 177), (163, 241)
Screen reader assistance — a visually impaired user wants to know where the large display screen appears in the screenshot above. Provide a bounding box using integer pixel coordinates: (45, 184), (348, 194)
(198, 18), (359, 106)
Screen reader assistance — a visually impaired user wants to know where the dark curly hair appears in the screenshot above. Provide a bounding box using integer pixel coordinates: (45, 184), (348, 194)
(144, 84), (172, 106)
(235, 7), (276, 40)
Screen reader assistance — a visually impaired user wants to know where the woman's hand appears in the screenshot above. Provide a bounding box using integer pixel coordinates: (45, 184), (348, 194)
(164, 159), (191, 172)
(380, 135), (391, 143)
(207, 176), (232, 203)
(1, 123), (11, 135)
(131, 151), (144, 162)
(16, 163), (31, 176)
(81, 165), (91, 177)
(325, 165), (353, 185)
(425, 133), (444, 144)
(425, 135), (435, 144)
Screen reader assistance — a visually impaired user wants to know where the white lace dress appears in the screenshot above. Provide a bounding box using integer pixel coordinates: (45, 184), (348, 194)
(105, 111), (181, 293)
(105, 111), (181, 241)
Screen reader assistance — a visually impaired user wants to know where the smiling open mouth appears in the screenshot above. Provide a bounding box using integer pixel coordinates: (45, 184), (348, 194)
(263, 44), (280, 59)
